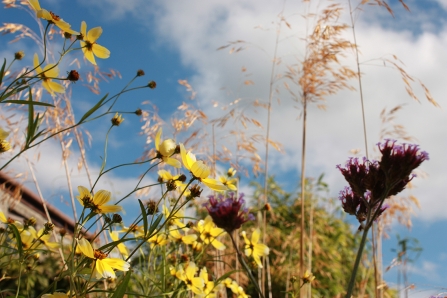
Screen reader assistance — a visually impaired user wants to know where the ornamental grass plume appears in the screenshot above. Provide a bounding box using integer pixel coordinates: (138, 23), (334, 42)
(205, 192), (254, 233)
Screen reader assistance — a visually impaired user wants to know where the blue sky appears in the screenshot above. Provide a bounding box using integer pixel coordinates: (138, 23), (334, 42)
(1, 0), (447, 296)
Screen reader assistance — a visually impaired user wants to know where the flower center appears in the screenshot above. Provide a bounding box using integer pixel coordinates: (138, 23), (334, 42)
(94, 249), (108, 260)
(49, 11), (60, 21)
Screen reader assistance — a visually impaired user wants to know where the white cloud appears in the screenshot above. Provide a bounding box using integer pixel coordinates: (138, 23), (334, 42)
(130, 0), (447, 222)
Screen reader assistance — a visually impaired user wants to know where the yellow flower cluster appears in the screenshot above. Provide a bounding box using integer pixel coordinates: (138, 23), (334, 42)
(26, 0), (110, 95)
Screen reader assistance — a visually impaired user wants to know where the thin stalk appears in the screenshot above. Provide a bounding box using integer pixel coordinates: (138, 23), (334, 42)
(261, 5), (285, 297)
(229, 232), (265, 298)
(299, 94), (307, 298)
(345, 224), (370, 298)
(25, 157), (67, 269)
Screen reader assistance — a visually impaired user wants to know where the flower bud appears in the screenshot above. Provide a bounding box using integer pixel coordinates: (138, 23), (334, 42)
(148, 81), (157, 89)
(14, 51), (25, 60)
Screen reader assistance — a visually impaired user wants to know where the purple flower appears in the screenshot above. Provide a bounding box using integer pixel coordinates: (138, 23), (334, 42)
(337, 140), (428, 224)
(378, 140), (429, 195)
(204, 193), (255, 233)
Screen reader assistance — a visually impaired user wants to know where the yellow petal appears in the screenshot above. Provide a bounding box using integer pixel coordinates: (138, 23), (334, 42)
(92, 44), (110, 59)
(155, 128), (162, 151)
(27, 0), (41, 12)
(0, 210), (7, 223)
(0, 127), (9, 140)
(43, 63), (59, 77)
(165, 157), (181, 168)
(80, 21), (87, 37)
(83, 49), (96, 65)
(46, 81), (65, 94)
(41, 81), (55, 95)
(95, 259), (115, 279)
(87, 27), (103, 43)
(77, 238), (94, 259)
(180, 143), (196, 170)
(37, 9), (52, 21)
(103, 258), (130, 271)
(99, 205), (122, 214)
(93, 190), (111, 206)
(202, 178), (228, 192)
(159, 139), (176, 156)
(191, 161), (210, 179)
(182, 234), (198, 245)
(33, 53), (43, 74)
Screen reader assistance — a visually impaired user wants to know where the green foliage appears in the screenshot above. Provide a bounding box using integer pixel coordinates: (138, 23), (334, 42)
(250, 176), (397, 297)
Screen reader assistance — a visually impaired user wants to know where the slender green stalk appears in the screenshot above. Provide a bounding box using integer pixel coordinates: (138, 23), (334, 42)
(345, 224), (370, 298)
(229, 232), (265, 298)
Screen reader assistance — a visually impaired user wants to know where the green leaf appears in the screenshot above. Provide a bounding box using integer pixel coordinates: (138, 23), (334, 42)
(25, 88), (35, 147)
(0, 86), (28, 102)
(78, 93), (108, 124)
(138, 199), (148, 238)
(8, 224), (23, 259)
(1, 100), (54, 107)
(0, 58), (6, 87)
(148, 214), (163, 237)
(110, 270), (132, 298)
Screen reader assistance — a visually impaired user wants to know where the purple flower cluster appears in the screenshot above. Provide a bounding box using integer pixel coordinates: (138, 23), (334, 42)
(337, 140), (428, 223)
(204, 193), (255, 233)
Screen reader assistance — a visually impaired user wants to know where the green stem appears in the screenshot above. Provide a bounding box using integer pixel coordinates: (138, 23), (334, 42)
(229, 232), (265, 298)
(345, 224), (370, 298)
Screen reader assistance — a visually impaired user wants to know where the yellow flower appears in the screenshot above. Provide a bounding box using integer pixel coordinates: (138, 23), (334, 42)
(120, 224), (145, 238)
(219, 175), (237, 191)
(301, 270), (315, 284)
(28, 0), (79, 35)
(42, 293), (69, 298)
(147, 233), (169, 248)
(80, 21), (110, 65)
(227, 167), (236, 177)
(241, 229), (269, 268)
(0, 209), (8, 223)
(0, 127), (9, 140)
(175, 262), (205, 295)
(76, 186), (122, 214)
(110, 231), (129, 258)
(162, 205), (187, 229)
(158, 170), (189, 196)
(155, 128), (181, 168)
(180, 144), (227, 192)
(36, 227), (60, 251)
(77, 237), (130, 279)
(111, 112), (124, 126)
(224, 278), (248, 298)
(0, 127), (10, 153)
(197, 267), (217, 298)
(196, 216), (226, 251)
(169, 226), (197, 245)
(33, 53), (65, 95)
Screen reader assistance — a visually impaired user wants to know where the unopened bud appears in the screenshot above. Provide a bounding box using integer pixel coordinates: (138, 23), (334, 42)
(148, 81), (157, 89)
(14, 51), (25, 60)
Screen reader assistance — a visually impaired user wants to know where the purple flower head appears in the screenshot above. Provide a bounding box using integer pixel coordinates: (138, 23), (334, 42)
(204, 193), (255, 233)
(378, 140), (429, 191)
(336, 157), (371, 197)
(339, 188), (388, 223)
